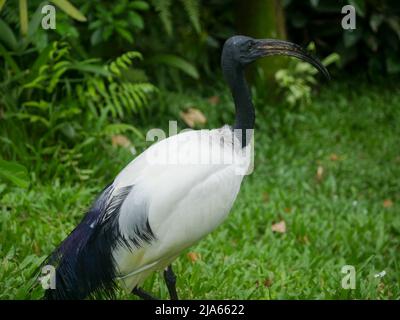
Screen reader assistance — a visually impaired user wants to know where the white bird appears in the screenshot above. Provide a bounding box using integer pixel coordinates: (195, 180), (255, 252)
(43, 35), (329, 300)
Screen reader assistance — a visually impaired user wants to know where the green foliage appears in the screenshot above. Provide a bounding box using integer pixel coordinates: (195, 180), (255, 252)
(0, 4), (45, 53)
(136, 0), (233, 88)
(50, 0), (87, 22)
(0, 0), (86, 39)
(180, 0), (201, 34)
(83, 0), (148, 46)
(147, 54), (199, 79)
(0, 248), (44, 299)
(150, 0), (173, 36)
(65, 0), (206, 84)
(275, 43), (340, 107)
(0, 38), (155, 181)
(0, 159), (29, 188)
(81, 51), (157, 119)
(284, 0), (400, 75)
(150, 0), (201, 36)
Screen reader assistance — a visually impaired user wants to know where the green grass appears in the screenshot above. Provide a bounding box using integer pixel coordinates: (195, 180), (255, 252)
(1, 80), (400, 299)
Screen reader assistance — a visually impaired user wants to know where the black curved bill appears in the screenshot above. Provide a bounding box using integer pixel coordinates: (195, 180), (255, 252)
(255, 39), (331, 80)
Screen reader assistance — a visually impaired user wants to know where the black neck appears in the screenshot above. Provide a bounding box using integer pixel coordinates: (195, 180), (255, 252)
(223, 64), (255, 147)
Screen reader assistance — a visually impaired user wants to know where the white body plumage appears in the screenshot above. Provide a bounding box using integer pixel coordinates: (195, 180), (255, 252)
(110, 126), (252, 291)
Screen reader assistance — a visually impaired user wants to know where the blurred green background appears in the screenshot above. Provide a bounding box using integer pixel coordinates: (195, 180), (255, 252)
(0, 0), (399, 299)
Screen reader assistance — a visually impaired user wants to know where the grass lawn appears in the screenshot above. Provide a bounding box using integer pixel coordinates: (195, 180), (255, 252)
(1, 80), (399, 299)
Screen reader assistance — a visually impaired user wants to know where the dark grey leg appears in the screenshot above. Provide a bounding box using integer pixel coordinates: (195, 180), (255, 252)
(132, 287), (159, 300)
(164, 265), (178, 300)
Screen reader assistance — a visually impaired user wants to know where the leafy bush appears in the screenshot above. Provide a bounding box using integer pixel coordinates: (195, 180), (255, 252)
(275, 43), (340, 107)
(0, 159), (29, 188)
(0, 1), (156, 182)
(1, 42), (155, 179)
(284, 0), (400, 75)
(83, 0), (150, 46)
(135, 0), (235, 87)
(71, 0), (205, 86)
(150, 0), (201, 36)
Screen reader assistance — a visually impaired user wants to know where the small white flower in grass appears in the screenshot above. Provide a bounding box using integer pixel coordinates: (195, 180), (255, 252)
(374, 271), (386, 278)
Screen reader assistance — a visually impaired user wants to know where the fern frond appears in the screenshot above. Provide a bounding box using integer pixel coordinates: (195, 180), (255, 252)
(179, 0), (200, 33)
(83, 51), (157, 119)
(150, 0), (173, 36)
(108, 51), (142, 77)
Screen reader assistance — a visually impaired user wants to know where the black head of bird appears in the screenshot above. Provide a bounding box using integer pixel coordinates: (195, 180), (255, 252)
(222, 35), (330, 79)
(221, 35), (330, 147)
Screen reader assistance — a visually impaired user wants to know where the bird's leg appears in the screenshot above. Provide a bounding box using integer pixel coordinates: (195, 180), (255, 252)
(132, 287), (159, 300)
(164, 265), (178, 300)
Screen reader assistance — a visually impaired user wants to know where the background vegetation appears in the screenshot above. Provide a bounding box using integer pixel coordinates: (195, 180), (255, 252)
(0, 0), (399, 299)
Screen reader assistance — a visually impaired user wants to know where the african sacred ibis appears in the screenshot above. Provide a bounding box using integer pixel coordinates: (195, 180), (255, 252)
(42, 35), (329, 300)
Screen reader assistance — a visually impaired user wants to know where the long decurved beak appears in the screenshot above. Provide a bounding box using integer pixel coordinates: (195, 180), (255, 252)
(254, 39), (331, 80)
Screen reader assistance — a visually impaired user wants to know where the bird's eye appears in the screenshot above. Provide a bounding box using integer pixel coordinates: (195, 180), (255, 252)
(247, 42), (254, 50)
